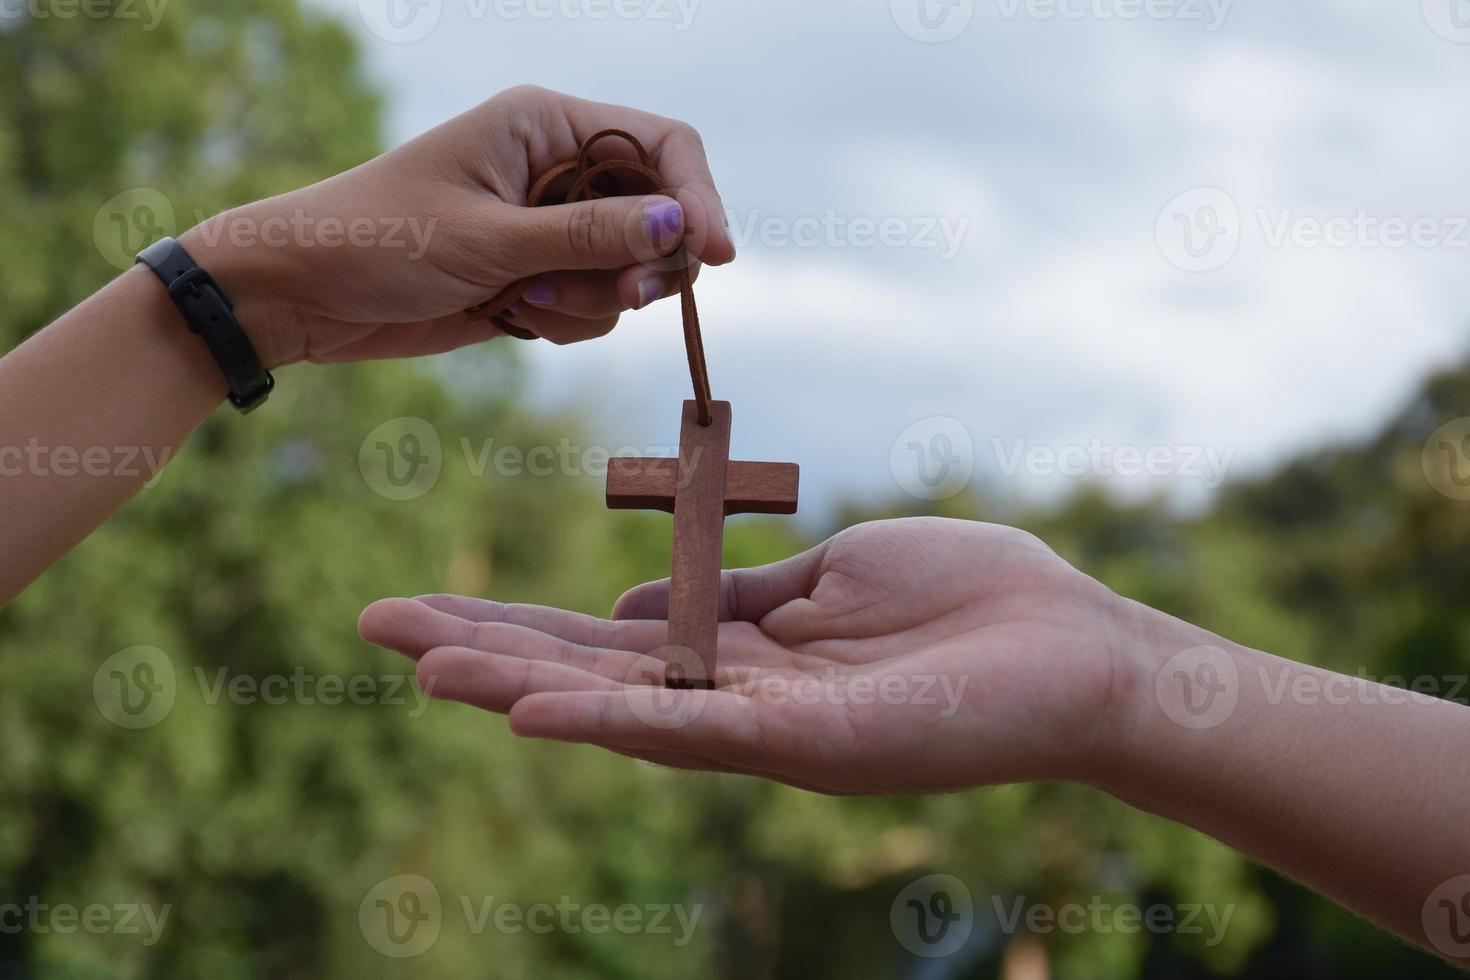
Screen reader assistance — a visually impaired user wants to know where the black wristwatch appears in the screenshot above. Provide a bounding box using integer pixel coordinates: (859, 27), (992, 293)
(135, 237), (275, 413)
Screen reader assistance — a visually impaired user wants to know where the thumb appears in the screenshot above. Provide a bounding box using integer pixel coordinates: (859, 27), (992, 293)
(501, 194), (686, 274)
(612, 543), (827, 625)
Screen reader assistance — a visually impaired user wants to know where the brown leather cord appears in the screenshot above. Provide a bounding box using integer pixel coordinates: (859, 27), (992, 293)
(464, 129), (714, 426)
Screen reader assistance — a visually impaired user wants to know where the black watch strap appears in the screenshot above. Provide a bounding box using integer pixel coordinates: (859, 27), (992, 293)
(136, 237), (274, 413)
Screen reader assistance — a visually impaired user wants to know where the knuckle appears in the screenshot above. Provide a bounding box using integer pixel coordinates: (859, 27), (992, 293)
(555, 637), (590, 670)
(720, 569), (741, 620)
(565, 201), (616, 261)
(497, 83), (547, 105)
(672, 119), (703, 148)
(487, 87), (552, 151)
(469, 620), (498, 649)
(998, 524), (1052, 554)
(415, 655), (442, 696)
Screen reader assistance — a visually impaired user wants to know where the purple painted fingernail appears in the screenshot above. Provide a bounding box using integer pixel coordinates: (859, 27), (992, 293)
(636, 276), (666, 309)
(642, 199), (684, 250)
(506, 302), (522, 317)
(524, 279), (556, 306)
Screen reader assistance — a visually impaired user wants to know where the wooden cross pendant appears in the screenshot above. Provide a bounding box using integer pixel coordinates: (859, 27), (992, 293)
(606, 400), (799, 688)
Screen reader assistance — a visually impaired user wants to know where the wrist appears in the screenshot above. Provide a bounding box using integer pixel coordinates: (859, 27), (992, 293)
(179, 211), (302, 370)
(1087, 594), (1247, 799)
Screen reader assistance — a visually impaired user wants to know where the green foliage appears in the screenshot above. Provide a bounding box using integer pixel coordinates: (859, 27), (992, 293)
(3, 5), (1469, 979)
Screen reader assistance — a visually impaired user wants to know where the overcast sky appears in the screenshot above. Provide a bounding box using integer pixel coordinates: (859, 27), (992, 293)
(318, 0), (1470, 519)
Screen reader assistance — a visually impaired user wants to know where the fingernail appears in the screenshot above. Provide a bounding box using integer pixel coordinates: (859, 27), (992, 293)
(642, 199), (684, 250)
(524, 279), (556, 306)
(504, 302), (522, 318)
(636, 276), (666, 309)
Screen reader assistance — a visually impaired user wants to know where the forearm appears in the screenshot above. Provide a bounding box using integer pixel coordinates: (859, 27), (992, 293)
(0, 239), (274, 604)
(1101, 599), (1470, 964)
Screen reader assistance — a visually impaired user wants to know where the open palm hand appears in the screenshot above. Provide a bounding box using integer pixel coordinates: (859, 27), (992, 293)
(359, 517), (1132, 794)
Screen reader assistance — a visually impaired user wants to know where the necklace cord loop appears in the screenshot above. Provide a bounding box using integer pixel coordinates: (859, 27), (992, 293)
(464, 129), (713, 425)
